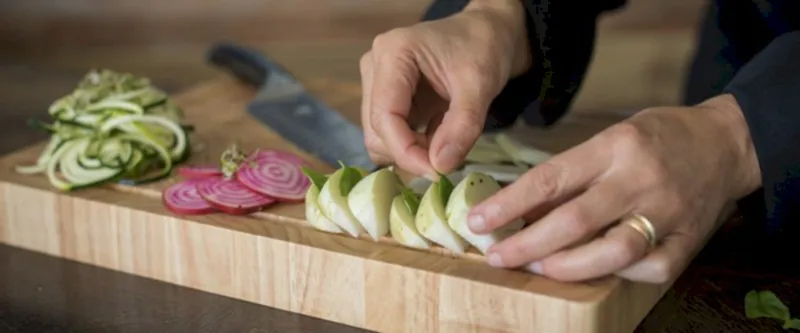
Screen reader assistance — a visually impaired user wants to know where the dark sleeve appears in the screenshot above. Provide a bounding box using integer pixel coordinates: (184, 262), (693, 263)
(421, 0), (627, 131)
(722, 31), (800, 233)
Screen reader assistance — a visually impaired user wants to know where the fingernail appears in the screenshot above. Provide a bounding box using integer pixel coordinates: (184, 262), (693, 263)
(468, 214), (485, 232)
(435, 144), (461, 170)
(487, 253), (504, 267)
(526, 261), (543, 274)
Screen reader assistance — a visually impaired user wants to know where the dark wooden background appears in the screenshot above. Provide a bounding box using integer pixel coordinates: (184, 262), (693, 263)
(1, 1), (797, 332)
(0, 0), (710, 155)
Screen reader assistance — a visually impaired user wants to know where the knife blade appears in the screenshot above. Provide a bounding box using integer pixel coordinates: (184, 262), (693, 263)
(206, 42), (378, 172)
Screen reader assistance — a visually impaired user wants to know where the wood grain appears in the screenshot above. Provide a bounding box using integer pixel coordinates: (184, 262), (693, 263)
(0, 75), (678, 333)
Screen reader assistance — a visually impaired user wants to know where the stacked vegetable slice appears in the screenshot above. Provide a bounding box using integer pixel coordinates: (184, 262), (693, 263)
(16, 69), (194, 190)
(400, 133), (551, 195)
(162, 146), (310, 216)
(465, 133), (552, 167)
(458, 133), (553, 184)
(303, 164), (525, 255)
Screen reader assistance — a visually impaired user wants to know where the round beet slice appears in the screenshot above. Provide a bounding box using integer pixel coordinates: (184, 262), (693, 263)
(252, 149), (306, 164)
(162, 179), (217, 215)
(177, 166), (223, 179)
(195, 176), (276, 215)
(236, 150), (311, 202)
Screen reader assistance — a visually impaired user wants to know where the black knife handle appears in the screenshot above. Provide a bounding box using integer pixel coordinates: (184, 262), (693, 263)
(206, 42), (294, 88)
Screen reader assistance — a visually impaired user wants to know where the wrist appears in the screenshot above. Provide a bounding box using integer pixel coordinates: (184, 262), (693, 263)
(700, 93), (762, 199)
(464, 0), (532, 77)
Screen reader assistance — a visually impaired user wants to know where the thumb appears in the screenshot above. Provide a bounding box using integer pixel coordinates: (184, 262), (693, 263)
(428, 87), (492, 174)
(370, 50), (438, 178)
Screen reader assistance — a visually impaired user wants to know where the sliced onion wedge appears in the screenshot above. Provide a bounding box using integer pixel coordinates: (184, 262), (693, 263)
(415, 175), (469, 253)
(465, 134), (515, 164)
(317, 165), (365, 237)
(347, 168), (400, 241)
(301, 166), (343, 234)
(446, 172), (524, 254)
(406, 171), (463, 195)
(494, 133), (552, 166)
(389, 191), (431, 249)
(462, 163), (528, 184)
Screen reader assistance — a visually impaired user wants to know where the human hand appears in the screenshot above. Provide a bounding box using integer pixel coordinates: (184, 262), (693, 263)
(360, 0), (531, 179)
(465, 94), (761, 283)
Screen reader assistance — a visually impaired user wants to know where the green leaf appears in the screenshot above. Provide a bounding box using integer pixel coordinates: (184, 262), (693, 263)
(354, 166), (369, 177)
(436, 173), (454, 206)
(785, 318), (800, 330)
(392, 171), (404, 187)
(338, 166), (363, 197)
(745, 290), (791, 322)
(400, 187), (420, 215)
(300, 166), (328, 190)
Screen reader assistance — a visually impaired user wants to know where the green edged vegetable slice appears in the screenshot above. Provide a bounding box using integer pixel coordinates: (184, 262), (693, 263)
(445, 172), (525, 254)
(346, 168), (400, 241)
(415, 174), (468, 253)
(317, 164), (366, 237)
(16, 69), (193, 191)
(400, 187), (420, 215)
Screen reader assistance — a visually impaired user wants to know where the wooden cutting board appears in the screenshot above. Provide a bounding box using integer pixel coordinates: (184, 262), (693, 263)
(0, 74), (673, 333)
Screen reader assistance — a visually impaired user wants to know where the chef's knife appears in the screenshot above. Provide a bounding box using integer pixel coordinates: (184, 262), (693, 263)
(206, 42), (378, 172)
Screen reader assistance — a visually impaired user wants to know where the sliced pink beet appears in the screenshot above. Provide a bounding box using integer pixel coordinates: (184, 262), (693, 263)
(195, 176), (276, 215)
(247, 149), (307, 165)
(235, 150), (311, 202)
(177, 165), (223, 179)
(162, 179), (217, 215)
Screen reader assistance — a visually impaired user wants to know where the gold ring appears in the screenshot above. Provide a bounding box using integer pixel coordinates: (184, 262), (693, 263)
(621, 214), (657, 248)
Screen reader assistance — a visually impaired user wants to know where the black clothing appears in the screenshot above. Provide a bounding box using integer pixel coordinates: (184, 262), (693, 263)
(423, 0), (800, 234)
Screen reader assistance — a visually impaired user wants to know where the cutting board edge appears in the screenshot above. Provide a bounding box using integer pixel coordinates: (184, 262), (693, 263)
(0, 174), (622, 299)
(0, 178), (667, 333)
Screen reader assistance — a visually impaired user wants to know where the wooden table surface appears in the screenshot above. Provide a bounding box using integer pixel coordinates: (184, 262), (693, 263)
(0, 60), (798, 333)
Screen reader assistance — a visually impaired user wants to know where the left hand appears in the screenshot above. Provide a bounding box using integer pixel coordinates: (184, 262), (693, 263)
(466, 94), (761, 283)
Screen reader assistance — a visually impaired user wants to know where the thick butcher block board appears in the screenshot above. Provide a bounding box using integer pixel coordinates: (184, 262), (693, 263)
(0, 76), (671, 333)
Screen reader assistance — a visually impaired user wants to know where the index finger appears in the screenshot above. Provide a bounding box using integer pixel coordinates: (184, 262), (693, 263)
(370, 53), (436, 178)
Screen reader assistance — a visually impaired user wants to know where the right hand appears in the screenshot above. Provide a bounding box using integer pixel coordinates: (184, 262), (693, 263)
(359, 0), (531, 178)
